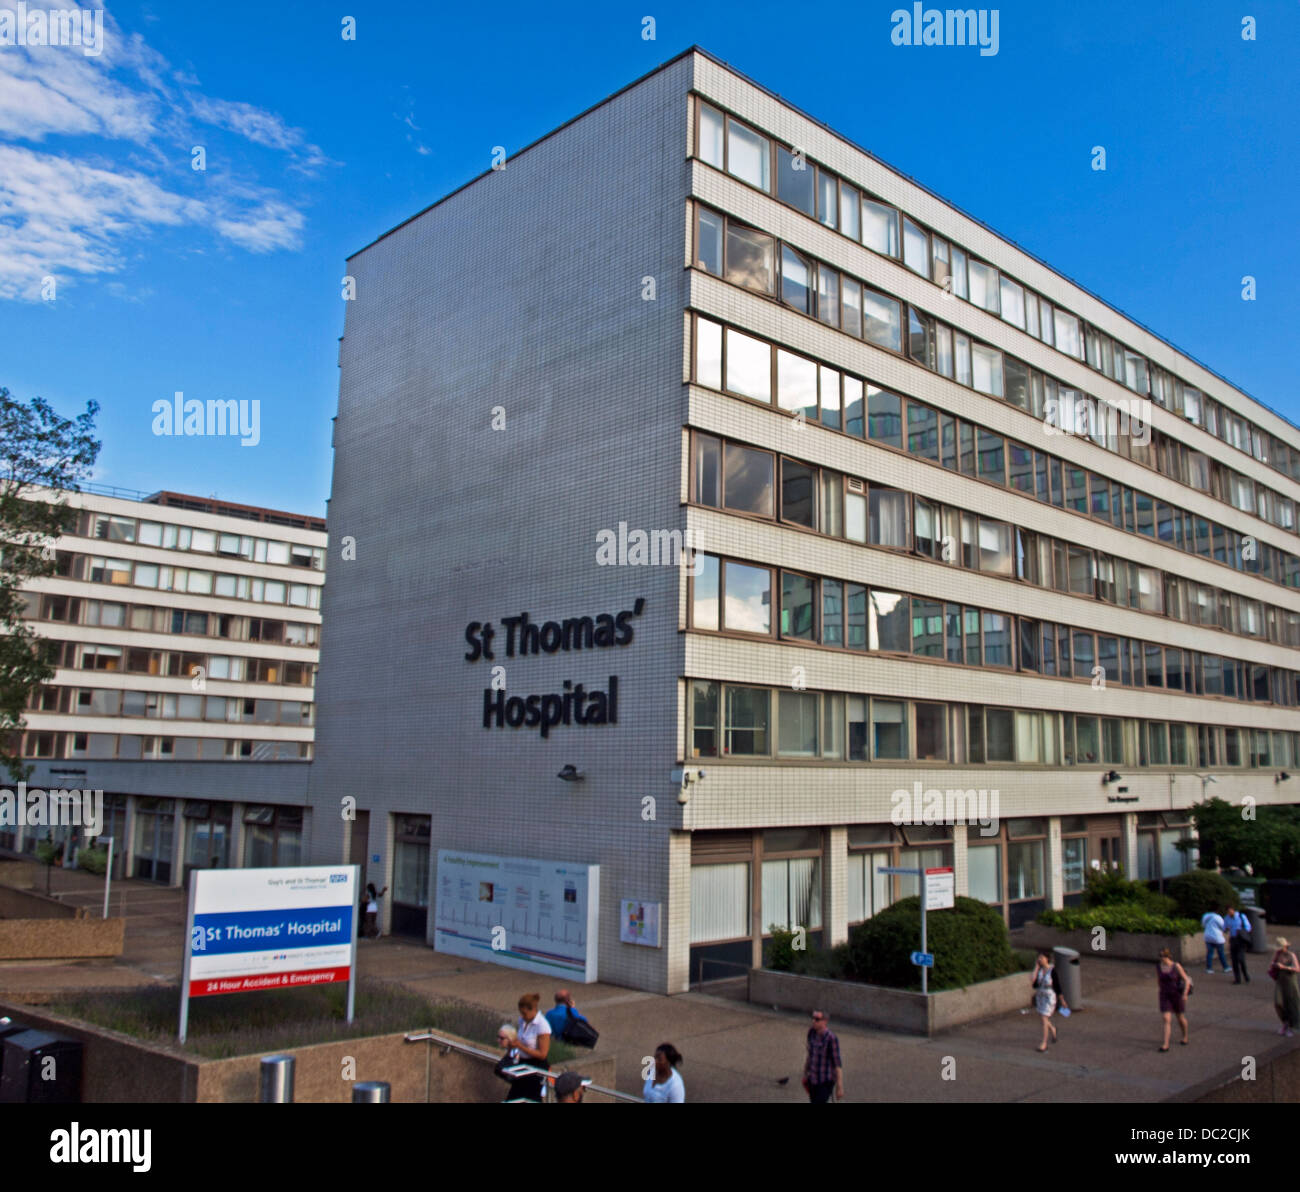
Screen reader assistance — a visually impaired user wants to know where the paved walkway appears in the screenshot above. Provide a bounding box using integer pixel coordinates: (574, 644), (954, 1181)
(2, 865), (1294, 1102)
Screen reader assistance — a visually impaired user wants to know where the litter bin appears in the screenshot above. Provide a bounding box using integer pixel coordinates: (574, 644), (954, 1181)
(0, 1030), (82, 1103)
(1053, 946), (1082, 1011)
(1227, 875), (1266, 910)
(1245, 907), (1269, 953)
(352, 1081), (390, 1103)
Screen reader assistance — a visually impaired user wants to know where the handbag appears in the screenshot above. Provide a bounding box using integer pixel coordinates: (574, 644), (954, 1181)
(1268, 962), (1280, 981)
(493, 1051), (517, 1082)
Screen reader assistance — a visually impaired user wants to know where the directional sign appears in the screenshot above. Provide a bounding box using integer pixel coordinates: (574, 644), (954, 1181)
(911, 951), (934, 967)
(875, 866), (920, 876)
(924, 867), (955, 911)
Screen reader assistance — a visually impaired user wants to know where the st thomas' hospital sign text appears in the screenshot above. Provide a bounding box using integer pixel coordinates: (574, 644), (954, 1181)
(465, 598), (644, 738)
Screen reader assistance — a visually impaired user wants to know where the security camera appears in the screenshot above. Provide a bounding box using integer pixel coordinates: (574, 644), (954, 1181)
(670, 767), (706, 786)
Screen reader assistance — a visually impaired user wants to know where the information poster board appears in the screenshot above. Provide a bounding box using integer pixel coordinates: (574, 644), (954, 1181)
(434, 850), (598, 982)
(180, 865), (358, 1041)
(620, 898), (661, 947)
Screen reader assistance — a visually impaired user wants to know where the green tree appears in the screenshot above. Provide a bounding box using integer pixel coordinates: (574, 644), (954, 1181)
(0, 388), (100, 781)
(1187, 796), (1300, 879)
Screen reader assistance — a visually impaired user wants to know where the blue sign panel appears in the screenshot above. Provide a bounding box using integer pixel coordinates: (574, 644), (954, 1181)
(910, 951), (934, 967)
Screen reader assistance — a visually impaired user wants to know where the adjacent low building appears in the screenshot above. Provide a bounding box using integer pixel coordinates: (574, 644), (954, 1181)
(3, 486), (325, 885)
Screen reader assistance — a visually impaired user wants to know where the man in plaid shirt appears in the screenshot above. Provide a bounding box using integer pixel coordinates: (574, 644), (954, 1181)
(803, 1010), (844, 1102)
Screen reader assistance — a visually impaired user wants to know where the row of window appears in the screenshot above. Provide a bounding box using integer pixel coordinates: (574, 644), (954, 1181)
(27, 686), (313, 726)
(693, 213), (1300, 540)
(691, 553), (1300, 705)
(24, 593), (319, 647)
(690, 431), (1300, 646)
(695, 314), (1296, 550)
(55, 553), (323, 609)
(80, 511), (325, 570)
(15, 731), (311, 761)
(66, 642), (315, 686)
(694, 99), (1300, 490)
(687, 680), (1299, 769)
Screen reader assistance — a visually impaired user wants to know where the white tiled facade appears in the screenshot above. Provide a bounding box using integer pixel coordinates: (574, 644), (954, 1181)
(311, 50), (1300, 993)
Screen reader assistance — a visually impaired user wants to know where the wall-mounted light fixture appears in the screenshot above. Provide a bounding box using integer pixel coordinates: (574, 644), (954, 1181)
(1102, 771), (1122, 785)
(556, 764), (585, 783)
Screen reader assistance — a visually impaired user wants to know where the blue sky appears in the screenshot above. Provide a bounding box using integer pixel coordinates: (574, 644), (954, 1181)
(0, 0), (1295, 518)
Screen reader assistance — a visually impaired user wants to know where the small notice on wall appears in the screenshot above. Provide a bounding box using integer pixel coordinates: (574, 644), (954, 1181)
(620, 898), (661, 948)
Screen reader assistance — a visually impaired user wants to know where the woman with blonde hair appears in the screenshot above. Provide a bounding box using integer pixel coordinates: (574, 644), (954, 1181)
(505, 992), (551, 1101)
(1155, 947), (1192, 1051)
(1269, 937), (1300, 1037)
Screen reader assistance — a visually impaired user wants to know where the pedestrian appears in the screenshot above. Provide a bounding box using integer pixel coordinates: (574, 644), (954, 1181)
(802, 1010), (843, 1102)
(363, 882), (388, 939)
(554, 1071), (587, 1103)
(1223, 904), (1252, 985)
(1156, 947), (1192, 1051)
(642, 1043), (685, 1103)
(506, 992), (551, 1102)
(1269, 937), (1300, 1037)
(1201, 905), (1230, 974)
(1030, 951), (1066, 1051)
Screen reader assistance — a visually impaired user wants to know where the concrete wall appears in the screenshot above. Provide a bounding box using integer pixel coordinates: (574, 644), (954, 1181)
(748, 967), (1030, 1036)
(0, 1000), (617, 1103)
(1187, 1042), (1300, 1104)
(0, 884), (82, 920)
(0, 860), (36, 888)
(1019, 922), (1201, 965)
(0, 917), (124, 959)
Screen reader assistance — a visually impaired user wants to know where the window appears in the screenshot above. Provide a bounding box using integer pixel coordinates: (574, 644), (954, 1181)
(978, 519), (1014, 576)
(695, 318), (722, 388)
(870, 590), (910, 652)
(999, 277), (1026, 329)
(698, 103), (724, 167)
(763, 853), (822, 931)
(697, 208), (723, 274)
(951, 246), (968, 300)
(777, 146), (814, 216)
(1008, 841), (1044, 900)
(954, 332), (972, 387)
(968, 844), (1001, 903)
(908, 403), (939, 462)
(1003, 357), (1030, 411)
(724, 686), (769, 756)
(870, 489), (908, 548)
(723, 443), (774, 516)
(781, 459), (816, 527)
(911, 599), (943, 657)
(982, 612), (1012, 667)
(861, 198), (898, 257)
(1054, 309), (1082, 358)
(690, 681), (718, 757)
(692, 555), (719, 630)
(818, 172), (838, 229)
(977, 429), (1005, 484)
(781, 572), (815, 641)
(777, 691), (819, 757)
(725, 224), (775, 294)
(821, 580), (843, 647)
(691, 862), (749, 943)
(915, 702), (948, 760)
(867, 387), (903, 448)
(817, 267), (840, 327)
(842, 278), (863, 339)
(839, 181), (860, 240)
(862, 289), (902, 351)
(907, 308), (934, 368)
(722, 561), (771, 634)
(781, 245), (813, 314)
(986, 708), (1014, 762)
(968, 259), (999, 313)
(776, 349), (816, 418)
(726, 118), (770, 191)
(971, 344), (1003, 396)
(902, 218), (929, 277)
(871, 699), (907, 759)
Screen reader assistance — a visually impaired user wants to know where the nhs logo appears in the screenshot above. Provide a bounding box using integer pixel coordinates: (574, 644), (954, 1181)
(330, 873), (349, 883)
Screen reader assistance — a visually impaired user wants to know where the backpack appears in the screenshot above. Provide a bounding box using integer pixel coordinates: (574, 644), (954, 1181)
(562, 1011), (599, 1049)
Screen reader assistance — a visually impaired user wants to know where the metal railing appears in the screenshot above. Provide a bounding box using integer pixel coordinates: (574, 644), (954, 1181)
(403, 1030), (641, 1103)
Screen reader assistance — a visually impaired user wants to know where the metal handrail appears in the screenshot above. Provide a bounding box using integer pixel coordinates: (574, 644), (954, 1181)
(403, 1030), (641, 1103)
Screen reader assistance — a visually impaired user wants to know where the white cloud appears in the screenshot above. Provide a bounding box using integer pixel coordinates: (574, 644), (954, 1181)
(0, 1), (328, 300)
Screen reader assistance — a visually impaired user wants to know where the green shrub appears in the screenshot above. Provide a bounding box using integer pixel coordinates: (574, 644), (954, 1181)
(77, 847), (108, 875)
(34, 840), (60, 866)
(767, 926), (796, 972)
(842, 896), (1019, 991)
(791, 944), (851, 980)
(1038, 906), (1197, 935)
(1166, 870), (1238, 920)
(1081, 867), (1176, 916)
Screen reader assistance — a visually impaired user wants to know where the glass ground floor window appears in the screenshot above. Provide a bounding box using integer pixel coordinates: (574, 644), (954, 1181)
(183, 801), (232, 879)
(392, 813), (431, 937)
(690, 862), (750, 944)
(133, 798), (175, 882)
(243, 805), (303, 868)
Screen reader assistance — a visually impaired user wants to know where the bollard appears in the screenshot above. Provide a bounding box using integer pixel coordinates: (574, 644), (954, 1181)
(352, 1081), (390, 1103)
(259, 1055), (295, 1103)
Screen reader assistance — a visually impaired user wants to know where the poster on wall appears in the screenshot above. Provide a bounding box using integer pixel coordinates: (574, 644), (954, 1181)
(180, 865), (358, 1042)
(434, 849), (599, 982)
(619, 898), (661, 948)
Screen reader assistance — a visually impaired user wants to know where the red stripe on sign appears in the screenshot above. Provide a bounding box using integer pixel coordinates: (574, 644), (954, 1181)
(189, 967), (349, 998)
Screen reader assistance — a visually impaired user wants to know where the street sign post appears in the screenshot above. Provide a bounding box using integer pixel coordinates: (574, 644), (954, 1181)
(876, 864), (940, 994)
